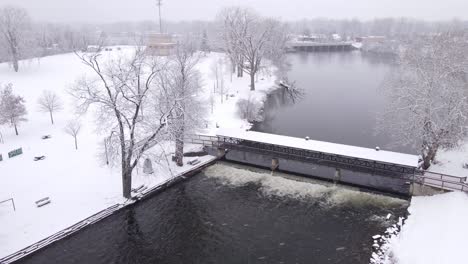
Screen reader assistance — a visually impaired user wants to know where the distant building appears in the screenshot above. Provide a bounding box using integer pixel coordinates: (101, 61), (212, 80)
(86, 45), (101, 53)
(331, 34), (342, 41)
(296, 34), (328, 42)
(356, 36), (386, 44)
(146, 33), (177, 56)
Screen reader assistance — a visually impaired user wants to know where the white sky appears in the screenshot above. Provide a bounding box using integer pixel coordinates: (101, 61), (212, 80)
(1, 0), (467, 22)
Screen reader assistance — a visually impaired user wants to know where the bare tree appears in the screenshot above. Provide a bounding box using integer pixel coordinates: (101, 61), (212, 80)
(0, 6), (30, 72)
(64, 120), (81, 150)
(37, 90), (63, 125)
(218, 7), (247, 78)
(70, 47), (167, 198)
(236, 95), (263, 122)
(378, 32), (468, 169)
(0, 83), (27, 135)
(211, 57), (228, 103)
(155, 41), (205, 167)
(218, 7), (286, 91)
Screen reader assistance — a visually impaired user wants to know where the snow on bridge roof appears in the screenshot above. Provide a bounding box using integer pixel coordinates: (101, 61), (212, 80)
(216, 129), (419, 168)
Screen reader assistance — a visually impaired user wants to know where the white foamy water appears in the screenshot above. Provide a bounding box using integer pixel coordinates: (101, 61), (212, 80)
(203, 163), (407, 207)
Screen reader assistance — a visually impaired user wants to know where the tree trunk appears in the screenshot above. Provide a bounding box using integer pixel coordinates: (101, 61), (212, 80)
(50, 111), (54, 125)
(14, 124), (18, 136)
(13, 58), (19, 72)
(74, 137), (78, 150)
(122, 167), (132, 199)
(250, 72), (255, 91)
(237, 58), (243, 78)
(175, 127), (185, 167)
(9, 41), (19, 72)
(422, 146), (438, 170)
(231, 58), (236, 73)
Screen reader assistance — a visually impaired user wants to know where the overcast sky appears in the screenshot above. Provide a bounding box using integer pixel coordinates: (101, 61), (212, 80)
(1, 0), (467, 23)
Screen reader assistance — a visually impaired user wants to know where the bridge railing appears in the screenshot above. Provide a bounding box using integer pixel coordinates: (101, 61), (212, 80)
(416, 170), (467, 183)
(184, 134), (219, 147)
(414, 174), (468, 192)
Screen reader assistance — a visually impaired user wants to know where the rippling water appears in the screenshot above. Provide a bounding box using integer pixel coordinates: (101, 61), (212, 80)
(17, 163), (408, 264)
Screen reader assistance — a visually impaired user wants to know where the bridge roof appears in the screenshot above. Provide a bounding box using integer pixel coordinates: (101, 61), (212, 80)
(216, 129), (419, 168)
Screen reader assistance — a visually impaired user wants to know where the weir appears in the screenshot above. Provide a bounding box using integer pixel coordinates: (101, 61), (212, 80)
(186, 129), (467, 196)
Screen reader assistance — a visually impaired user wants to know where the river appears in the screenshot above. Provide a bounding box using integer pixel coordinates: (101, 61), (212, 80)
(253, 51), (415, 154)
(16, 163), (407, 264)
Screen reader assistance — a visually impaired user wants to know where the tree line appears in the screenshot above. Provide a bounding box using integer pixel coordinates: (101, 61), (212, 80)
(0, 6), (96, 72)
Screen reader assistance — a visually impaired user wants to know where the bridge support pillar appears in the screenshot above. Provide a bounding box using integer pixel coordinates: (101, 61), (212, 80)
(217, 148), (226, 158)
(271, 158), (279, 171)
(334, 168), (342, 183)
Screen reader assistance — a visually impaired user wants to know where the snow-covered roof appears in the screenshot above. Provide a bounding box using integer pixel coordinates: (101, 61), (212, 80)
(216, 129), (419, 168)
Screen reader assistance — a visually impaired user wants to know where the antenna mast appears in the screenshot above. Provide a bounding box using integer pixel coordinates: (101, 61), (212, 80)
(156, 0), (163, 33)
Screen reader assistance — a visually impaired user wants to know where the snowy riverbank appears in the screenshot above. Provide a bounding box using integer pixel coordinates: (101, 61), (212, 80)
(427, 143), (468, 181)
(0, 47), (277, 258)
(372, 191), (468, 264)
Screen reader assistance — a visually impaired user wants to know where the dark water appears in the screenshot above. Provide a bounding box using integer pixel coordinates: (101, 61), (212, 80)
(254, 52), (415, 154)
(16, 163), (407, 264)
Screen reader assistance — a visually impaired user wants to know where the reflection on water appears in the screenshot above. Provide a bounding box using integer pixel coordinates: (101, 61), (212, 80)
(254, 51), (414, 153)
(17, 163), (408, 264)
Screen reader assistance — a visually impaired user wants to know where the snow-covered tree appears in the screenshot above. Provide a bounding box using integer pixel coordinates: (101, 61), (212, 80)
(218, 7), (248, 78)
(378, 31), (468, 169)
(0, 83), (27, 135)
(37, 90), (63, 125)
(64, 120), (81, 150)
(236, 95), (263, 122)
(200, 29), (210, 54)
(155, 41), (205, 167)
(218, 7), (286, 91)
(71, 47), (167, 198)
(0, 6), (31, 72)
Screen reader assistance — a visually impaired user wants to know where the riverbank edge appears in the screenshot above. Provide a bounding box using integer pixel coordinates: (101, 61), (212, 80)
(0, 157), (218, 264)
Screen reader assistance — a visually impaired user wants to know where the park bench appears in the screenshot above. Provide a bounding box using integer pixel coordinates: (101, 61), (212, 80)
(187, 159), (201, 166)
(34, 156), (46, 161)
(35, 197), (51, 207)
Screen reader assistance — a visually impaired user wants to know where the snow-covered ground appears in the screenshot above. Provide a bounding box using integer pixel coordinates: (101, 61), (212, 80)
(0, 48), (277, 258)
(374, 192), (468, 264)
(429, 143), (468, 181)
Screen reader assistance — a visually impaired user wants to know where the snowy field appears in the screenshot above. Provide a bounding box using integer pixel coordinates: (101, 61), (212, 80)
(0, 47), (277, 258)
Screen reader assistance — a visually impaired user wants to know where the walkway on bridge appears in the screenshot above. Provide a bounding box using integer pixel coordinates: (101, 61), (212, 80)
(217, 128), (418, 169)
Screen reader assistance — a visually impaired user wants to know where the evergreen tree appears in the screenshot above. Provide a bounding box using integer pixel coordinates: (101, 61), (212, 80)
(200, 29), (210, 54)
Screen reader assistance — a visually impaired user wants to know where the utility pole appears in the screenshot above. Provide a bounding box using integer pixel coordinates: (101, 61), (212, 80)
(156, 0), (163, 33)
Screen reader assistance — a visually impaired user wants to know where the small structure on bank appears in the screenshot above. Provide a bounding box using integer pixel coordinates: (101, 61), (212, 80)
(143, 158), (154, 174)
(146, 33), (177, 56)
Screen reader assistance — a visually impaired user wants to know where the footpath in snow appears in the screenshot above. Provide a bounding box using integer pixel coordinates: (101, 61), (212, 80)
(0, 48), (277, 259)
